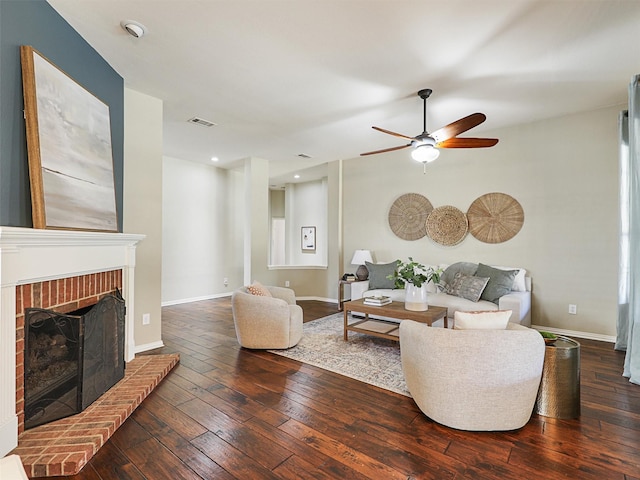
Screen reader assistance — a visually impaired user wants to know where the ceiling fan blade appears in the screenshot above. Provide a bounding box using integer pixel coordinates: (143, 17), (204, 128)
(431, 113), (487, 143)
(436, 137), (499, 148)
(360, 143), (412, 156)
(372, 126), (415, 141)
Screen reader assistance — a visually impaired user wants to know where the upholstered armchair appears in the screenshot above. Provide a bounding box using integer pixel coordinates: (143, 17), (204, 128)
(399, 319), (545, 431)
(231, 285), (303, 349)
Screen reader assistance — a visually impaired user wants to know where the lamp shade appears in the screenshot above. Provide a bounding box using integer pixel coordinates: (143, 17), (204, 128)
(411, 145), (440, 163)
(351, 250), (373, 280)
(350, 250), (373, 265)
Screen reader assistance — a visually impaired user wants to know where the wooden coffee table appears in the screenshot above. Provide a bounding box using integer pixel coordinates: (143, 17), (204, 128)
(343, 298), (448, 341)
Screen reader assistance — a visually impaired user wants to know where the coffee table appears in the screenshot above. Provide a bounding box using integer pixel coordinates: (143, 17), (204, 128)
(343, 298), (448, 341)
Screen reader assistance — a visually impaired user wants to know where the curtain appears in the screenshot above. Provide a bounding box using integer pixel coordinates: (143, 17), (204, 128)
(617, 74), (640, 385)
(616, 110), (629, 351)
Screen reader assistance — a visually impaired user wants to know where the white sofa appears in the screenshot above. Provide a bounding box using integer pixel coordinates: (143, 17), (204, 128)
(350, 261), (532, 327)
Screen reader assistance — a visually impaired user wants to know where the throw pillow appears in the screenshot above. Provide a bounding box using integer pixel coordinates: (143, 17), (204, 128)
(444, 272), (490, 302)
(246, 282), (272, 297)
(440, 262), (478, 288)
(475, 263), (518, 304)
(493, 265), (528, 292)
(366, 260), (399, 289)
(454, 310), (512, 330)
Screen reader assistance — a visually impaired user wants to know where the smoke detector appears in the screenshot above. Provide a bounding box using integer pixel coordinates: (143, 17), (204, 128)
(120, 20), (146, 38)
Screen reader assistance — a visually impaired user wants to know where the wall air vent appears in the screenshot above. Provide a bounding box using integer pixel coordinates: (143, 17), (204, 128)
(187, 117), (217, 127)
(297, 153), (312, 158)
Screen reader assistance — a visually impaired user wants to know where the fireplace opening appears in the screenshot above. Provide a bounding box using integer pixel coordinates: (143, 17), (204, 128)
(24, 290), (125, 430)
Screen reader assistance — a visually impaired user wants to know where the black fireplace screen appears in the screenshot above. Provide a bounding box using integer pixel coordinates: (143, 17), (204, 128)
(24, 290), (125, 429)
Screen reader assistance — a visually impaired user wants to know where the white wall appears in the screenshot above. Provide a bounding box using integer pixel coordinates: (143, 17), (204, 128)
(342, 104), (622, 337)
(162, 156), (244, 304)
(245, 157), (270, 284)
(123, 88), (163, 350)
(285, 179), (328, 266)
(161, 156), (336, 302)
(265, 170), (338, 299)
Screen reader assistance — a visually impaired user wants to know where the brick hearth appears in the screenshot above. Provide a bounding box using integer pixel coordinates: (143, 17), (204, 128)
(11, 353), (179, 478)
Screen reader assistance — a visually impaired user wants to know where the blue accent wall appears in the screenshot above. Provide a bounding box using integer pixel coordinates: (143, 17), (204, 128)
(0, 0), (124, 230)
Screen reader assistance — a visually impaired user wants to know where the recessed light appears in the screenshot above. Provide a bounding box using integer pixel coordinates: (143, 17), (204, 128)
(211, 156), (219, 162)
(294, 174), (300, 179)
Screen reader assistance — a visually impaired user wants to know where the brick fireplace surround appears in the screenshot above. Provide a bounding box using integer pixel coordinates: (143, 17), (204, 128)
(0, 227), (150, 469)
(15, 269), (124, 434)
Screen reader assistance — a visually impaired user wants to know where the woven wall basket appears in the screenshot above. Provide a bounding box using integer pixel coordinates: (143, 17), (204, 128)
(425, 205), (468, 246)
(467, 192), (524, 243)
(388, 193), (433, 241)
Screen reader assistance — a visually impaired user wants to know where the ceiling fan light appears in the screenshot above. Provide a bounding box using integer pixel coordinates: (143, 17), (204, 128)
(411, 145), (440, 163)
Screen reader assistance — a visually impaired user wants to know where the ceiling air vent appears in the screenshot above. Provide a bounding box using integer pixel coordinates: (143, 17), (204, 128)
(187, 117), (217, 127)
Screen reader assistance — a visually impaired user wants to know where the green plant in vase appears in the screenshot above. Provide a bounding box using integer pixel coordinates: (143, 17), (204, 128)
(387, 257), (442, 289)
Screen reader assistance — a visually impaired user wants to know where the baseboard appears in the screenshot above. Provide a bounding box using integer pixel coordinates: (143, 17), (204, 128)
(162, 292), (232, 306)
(159, 296), (616, 343)
(134, 340), (165, 354)
(162, 294), (335, 305)
(296, 296), (336, 303)
(531, 324), (616, 343)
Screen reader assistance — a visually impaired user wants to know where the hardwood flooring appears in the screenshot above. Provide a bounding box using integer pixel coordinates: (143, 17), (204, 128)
(44, 298), (640, 479)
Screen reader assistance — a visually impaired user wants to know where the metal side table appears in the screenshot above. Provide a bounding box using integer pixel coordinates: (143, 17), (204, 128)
(535, 336), (581, 419)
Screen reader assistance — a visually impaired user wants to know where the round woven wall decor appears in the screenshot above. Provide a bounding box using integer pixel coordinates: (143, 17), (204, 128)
(388, 193), (433, 241)
(425, 205), (468, 246)
(467, 192), (524, 244)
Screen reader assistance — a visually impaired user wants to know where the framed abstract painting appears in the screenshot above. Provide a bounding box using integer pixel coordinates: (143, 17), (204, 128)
(20, 45), (118, 232)
(301, 226), (316, 252)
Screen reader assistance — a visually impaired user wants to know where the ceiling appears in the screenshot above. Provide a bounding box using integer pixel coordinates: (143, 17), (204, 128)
(47, 0), (640, 185)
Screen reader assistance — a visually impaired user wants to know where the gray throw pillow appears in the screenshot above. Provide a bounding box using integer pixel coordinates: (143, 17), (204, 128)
(445, 272), (490, 302)
(441, 262), (478, 287)
(366, 260), (399, 289)
(475, 263), (518, 304)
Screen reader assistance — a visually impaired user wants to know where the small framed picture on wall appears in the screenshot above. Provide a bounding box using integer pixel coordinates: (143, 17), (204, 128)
(301, 226), (316, 252)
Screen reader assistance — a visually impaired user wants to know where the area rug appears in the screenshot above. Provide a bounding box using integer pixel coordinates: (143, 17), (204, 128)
(269, 313), (410, 396)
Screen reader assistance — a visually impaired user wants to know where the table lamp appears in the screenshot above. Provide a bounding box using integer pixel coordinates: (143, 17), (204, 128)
(351, 250), (373, 280)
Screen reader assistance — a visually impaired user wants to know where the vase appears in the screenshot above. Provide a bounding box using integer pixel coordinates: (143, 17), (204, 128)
(405, 284), (428, 311)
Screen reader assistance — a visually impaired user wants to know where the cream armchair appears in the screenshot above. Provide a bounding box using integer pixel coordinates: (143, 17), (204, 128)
(399, 320), (545, 431)
(231, 286), (303, 349)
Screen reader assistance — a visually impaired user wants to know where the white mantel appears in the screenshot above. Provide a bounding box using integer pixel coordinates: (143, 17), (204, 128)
(0, 226), (144, 457)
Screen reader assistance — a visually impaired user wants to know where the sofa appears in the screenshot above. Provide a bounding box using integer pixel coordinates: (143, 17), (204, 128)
(350, 261), (531, 326)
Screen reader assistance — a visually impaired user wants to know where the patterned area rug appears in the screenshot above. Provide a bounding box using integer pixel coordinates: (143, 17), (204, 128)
(269, 313), (410, 396)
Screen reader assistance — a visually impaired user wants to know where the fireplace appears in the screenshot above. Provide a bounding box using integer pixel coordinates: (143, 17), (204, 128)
(24, 291), (125, 429)
(0, 227), (145, 457)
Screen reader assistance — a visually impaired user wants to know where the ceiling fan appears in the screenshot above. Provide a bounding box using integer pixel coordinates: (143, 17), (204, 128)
(361, 88), (498, 164)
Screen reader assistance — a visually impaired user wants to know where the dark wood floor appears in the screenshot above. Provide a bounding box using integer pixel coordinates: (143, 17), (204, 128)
(47, 298), (640, 480)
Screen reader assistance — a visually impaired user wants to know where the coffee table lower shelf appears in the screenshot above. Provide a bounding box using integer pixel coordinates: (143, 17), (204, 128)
(345, 318), (401, 341)
(343, 299), (448, 342)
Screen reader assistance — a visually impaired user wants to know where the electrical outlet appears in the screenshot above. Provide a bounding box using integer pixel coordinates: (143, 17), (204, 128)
(142, 313), (151, 325)
(285, 280), (290, 287)
(568, 304), (577, 315)
(223, 277), (228, 286)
